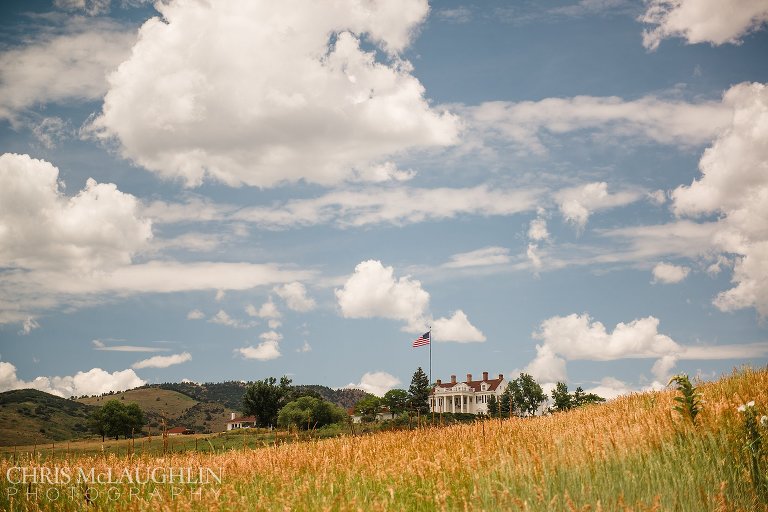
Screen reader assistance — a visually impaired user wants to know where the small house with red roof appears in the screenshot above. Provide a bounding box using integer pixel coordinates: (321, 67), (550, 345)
(430, 371), (507, 415)
(226, 412), (257, 430)
(167, 427), (194, 436)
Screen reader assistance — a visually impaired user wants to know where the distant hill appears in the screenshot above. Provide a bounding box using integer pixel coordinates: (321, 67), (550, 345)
(0, 389), (94, 446)
(148, 381), (369, 412)
(0, 381), (371, 445)
(294, 385), (368, 409)
(77, 387), (233, 435)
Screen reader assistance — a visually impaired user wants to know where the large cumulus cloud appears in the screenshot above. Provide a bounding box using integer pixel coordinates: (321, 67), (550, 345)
(90, 0), (459, 187)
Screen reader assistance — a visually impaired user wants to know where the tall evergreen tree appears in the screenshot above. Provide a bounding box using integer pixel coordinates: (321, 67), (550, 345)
(499, 389), (511, 417)
(407, 367), (431, 414)
(487, 394), (499, 417)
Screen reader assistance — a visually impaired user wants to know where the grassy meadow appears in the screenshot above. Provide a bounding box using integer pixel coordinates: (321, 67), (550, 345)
(1, 368), (767, 511)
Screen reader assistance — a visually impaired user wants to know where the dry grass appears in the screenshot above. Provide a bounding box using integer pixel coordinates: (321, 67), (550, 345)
(2, 367), (766, 511)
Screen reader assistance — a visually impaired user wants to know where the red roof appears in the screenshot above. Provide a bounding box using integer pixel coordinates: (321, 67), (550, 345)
(431, 377), (505, 394)
(167, 427), (193, 434)
(227, 416), (256, 424)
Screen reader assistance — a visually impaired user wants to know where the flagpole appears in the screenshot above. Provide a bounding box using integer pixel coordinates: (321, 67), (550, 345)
(429, 326), (432, 423)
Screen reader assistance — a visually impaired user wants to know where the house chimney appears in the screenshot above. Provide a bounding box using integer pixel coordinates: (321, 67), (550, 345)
(450, 375), (457, 384)
(466, 373), (472, 383)
(230, 412), (236, 420)
(436, 379), (441, 385)
(483, 371), (489, 381)
(498, 373), (504, 380)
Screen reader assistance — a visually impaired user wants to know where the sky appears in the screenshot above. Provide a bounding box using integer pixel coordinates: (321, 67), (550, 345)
(1, 0), (767, 400)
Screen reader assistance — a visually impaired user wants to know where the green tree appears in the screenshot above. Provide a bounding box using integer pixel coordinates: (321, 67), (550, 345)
(513, 373), (546, 417)
(242, 376), (292, 427)
(277, 396), (346, 430)
(354, 394), (382, 421)
(89, 407), (108, 442)
(382, 389), (408, 415)
(91, 400), (144, 440)
(487, 394), (499, 417)
(407, 367), (431, 414)
(571, 386), (605, 408)
(550, 382), (573, 412)
(124, 402), (145, 437)
(499, 389), (511, 417)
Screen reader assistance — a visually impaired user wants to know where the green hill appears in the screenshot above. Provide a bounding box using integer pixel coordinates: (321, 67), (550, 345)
(0, 389), (94, 446)
(0, 380), (370, 445)
(149, 381), (368, 412)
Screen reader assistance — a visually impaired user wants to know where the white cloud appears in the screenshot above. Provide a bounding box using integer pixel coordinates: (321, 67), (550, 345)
(297, 341), (312, 353)
(0, 360), (145, 398)
(0, 19), (134, 119)
(526, 243), (544, 272)
(443, 247), (510, 268)
(648, 189), (667, 205)
(246, 299), (282, 320)
(435, 7), (472, 23)
(273, 282), (316, 312)
(336, 260), (485, 337)
(650, 354), (678, 382)
(336, 260), (430, 331)
(345, 371), (401, 397)
(90, 0), (459, 188)
(92, 339), (169, 352)
(132, 352), (191, 369)
(0, 259), (314, 326)
(525, 312), (768, 385)
(584, 376), (637, 400)
(597, 220), (720, 262)
(432, 310), (486, 343)
(54, 0), (111, 16)
(209, 309), (255, 329)
(214, 290), (225, 302)
(31, 117), (72, 149)
(555, 182), (643, 230)
(533, 314), (681, 363)
(258, 331), (283, 344)
(463, 95), (730, 154)
(528, 217), (550, 242)
(187, 309), (205, 320)
(651, 262), (690, 284)
(19, 317), (40, 336)
(231, 185), (540, 229)
(641, 0), (768, 51)
(671, 82), (768, 316)
(236, 337), (282, 361)
(0, 153), (152, 272)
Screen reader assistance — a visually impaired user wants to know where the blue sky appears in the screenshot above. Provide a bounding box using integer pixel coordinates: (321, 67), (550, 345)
(1, 0), (767, 399)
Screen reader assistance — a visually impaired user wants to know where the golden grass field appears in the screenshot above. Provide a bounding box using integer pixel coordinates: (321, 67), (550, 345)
(1, 367), (767, 511)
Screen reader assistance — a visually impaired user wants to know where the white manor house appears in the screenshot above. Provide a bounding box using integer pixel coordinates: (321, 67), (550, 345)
(430, 371), (507, 415)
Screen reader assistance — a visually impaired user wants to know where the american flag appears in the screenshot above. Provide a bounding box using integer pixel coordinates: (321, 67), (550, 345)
(412, 331), (430, 348)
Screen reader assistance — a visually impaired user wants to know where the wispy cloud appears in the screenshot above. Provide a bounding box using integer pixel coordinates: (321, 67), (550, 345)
(92, 339), (170, 353)
(132, 352), (192, 369)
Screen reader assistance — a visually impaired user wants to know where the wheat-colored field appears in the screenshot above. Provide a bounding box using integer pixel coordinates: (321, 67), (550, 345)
(1, 368), (766, 511)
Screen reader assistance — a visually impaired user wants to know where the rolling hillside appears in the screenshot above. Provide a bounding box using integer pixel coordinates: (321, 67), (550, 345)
(77, 387), (232, 434)
(0, 389), (94, 446)
(0, 380), (370, 445)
